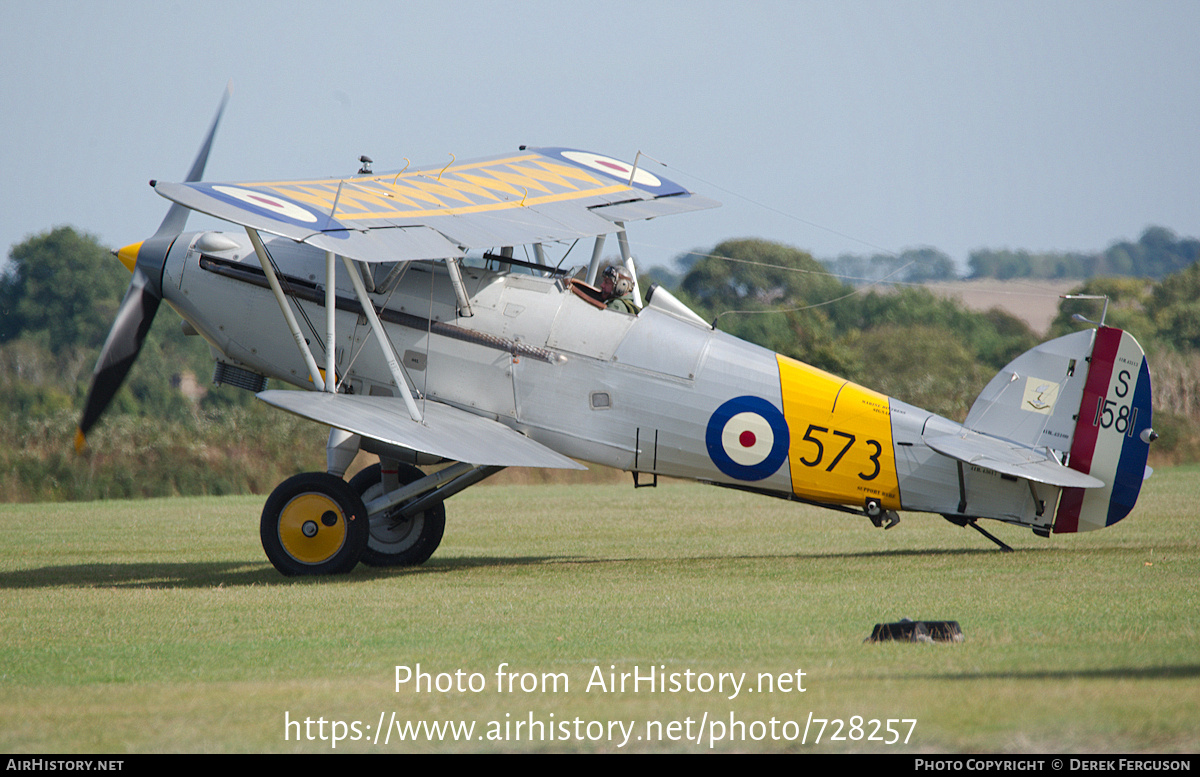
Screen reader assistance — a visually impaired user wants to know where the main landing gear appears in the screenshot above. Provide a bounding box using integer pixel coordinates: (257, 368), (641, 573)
(259, 456), (504, 576)
(260, 472), (369, 576)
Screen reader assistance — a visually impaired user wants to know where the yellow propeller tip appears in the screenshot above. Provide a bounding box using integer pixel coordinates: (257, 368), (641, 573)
(74, 428), (88, 454)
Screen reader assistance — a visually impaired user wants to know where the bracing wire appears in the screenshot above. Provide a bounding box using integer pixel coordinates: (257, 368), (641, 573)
(619, 154), (1071, 321)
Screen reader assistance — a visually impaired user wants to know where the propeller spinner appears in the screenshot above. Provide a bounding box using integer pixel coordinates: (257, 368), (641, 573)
(75, 85), (231, 452)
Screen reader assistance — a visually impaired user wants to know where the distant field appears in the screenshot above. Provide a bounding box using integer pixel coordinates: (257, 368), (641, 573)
(919, 279), (1081, 335)
(1, 468), (1196, 753)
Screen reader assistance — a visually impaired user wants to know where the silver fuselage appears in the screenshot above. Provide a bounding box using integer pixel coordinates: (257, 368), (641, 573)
(163, 231), (1053, 531)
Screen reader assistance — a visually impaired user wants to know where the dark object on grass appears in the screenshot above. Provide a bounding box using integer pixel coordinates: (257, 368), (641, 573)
(867, 619), (963, 643)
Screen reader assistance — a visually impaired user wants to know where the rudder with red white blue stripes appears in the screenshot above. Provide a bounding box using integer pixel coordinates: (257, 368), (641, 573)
(1054, 327), (1154, 533)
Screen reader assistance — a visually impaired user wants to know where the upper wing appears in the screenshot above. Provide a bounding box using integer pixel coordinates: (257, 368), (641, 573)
(257, 390), (586, 470)
(153, 147), (719, 263)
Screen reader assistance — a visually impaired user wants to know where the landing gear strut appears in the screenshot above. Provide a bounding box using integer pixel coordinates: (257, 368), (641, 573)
(349, 463), (446, 567)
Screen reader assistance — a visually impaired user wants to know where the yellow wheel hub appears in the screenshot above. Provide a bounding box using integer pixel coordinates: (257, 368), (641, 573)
(277, 493), (347, 564)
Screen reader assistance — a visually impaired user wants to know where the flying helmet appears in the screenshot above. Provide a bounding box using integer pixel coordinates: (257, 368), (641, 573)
(603, 265), (634, 296)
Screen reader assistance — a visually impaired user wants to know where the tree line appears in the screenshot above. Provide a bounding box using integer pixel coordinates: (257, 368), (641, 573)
(814, 226), (1198, 282)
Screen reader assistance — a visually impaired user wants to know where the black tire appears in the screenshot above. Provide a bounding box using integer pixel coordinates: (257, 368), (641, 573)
(349, 463), (446, 567)
(260, 472), (369, 576)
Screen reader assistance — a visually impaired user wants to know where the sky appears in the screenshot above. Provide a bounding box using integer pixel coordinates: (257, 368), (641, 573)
(3, 0), (1199, 275)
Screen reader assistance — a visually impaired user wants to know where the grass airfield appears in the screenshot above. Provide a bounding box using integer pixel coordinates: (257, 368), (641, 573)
(1, 466), (1197, 753)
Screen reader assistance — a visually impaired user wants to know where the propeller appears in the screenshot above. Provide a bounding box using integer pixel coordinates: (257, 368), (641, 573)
(75, 84), (231, 453)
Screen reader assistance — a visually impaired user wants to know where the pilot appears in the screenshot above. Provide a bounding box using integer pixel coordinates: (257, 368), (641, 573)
(600, 265), (640, 314)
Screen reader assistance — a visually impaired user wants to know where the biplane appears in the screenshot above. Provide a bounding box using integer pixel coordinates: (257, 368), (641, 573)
(78, 89), (1156, 574)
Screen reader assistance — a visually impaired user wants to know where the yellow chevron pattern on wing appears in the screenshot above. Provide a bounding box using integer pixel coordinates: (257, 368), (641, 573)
(331, 184), (629, 221)
(241, 153), (625, 222)
(402, 175), (495, 206)
(454, 172), (525, 198)
(479, 166), (554, 194)
(526, 159), (608, 188)
(258, 182), (427, 217)
(413, 174), (502, 202)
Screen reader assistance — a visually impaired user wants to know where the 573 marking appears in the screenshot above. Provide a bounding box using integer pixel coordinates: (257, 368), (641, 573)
(796, 424), (882, 480)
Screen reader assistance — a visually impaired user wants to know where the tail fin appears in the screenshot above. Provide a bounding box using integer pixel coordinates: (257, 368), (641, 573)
(964, 327), (1154, 532)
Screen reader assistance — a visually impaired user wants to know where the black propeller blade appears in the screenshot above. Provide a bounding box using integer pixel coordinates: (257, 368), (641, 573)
(153, 84), (230, 240)
(75, 84), (231, 453)
(74, 270), (161, 451)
